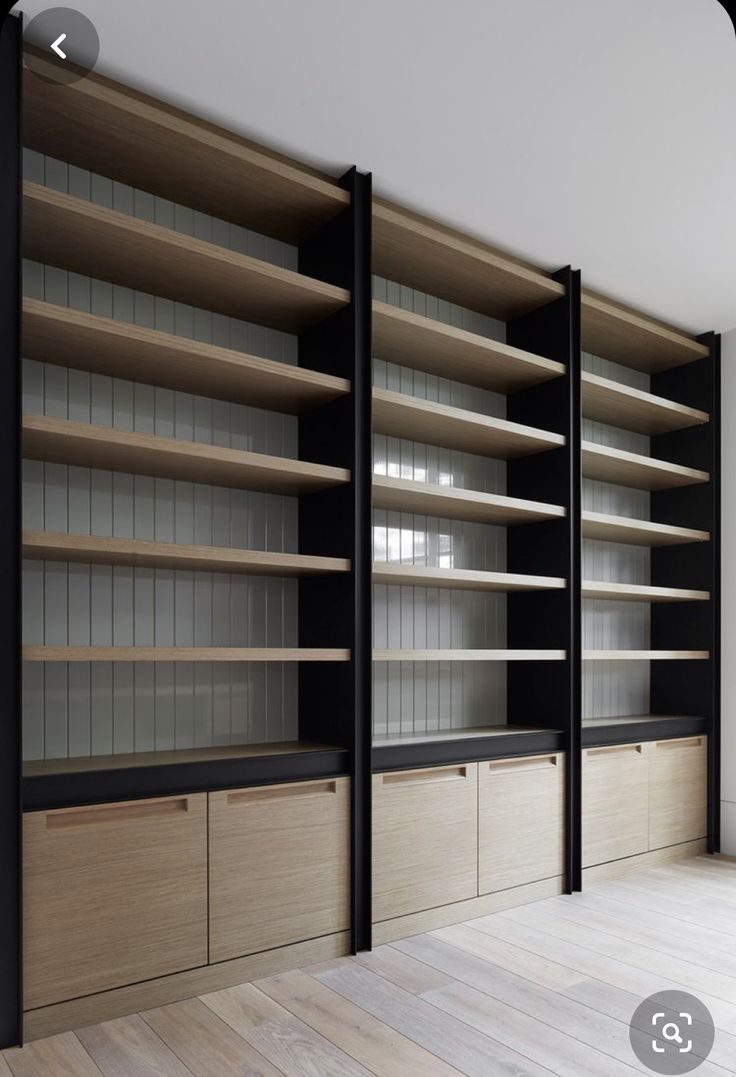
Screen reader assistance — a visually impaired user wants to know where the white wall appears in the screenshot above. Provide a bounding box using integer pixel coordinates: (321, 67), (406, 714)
(722, 329), (736, 852)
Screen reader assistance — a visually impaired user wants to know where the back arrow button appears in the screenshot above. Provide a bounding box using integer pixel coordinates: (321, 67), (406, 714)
(50, 33), (67, 59)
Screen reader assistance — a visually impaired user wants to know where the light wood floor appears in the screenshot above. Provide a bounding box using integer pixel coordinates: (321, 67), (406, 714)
(5, 855), (736, 1076)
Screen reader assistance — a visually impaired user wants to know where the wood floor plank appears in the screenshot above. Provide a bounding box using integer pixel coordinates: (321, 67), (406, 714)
(468, 910), (736, 1033)
(649, 863), (736, 902)
(396, 933), (665, 1076)
(422, 979), (640, 1077)
(594, 877), (736, 937)
(537, 893), (736, 974)
(257, 969), (464, 1077)
(432, 923), (587, 990)
(3, 1034), (102, 1077)
(0, 1057), (11, 1077)
(201, 983), (374, 1077)
(76, 1016), (194, 1077)
(564, 977), (736, 1074)
(314, 959), (554, 1076)
(140, 997), (284, 1077)
(350, 945), (453, 994)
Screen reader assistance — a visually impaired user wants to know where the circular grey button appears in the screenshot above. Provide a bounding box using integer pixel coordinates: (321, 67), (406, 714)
(24, 7), (100, 86)
(630, 991), (715, 1074)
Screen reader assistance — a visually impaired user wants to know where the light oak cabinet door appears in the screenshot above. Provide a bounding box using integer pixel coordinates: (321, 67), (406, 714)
(372, 764), (478, 922)
(24, 794), (208, 1009)
(649, 736), (707, 850)
(479, 753), (564, 894)
(582, 744), (649, 868)
(209, 777), (350, 964)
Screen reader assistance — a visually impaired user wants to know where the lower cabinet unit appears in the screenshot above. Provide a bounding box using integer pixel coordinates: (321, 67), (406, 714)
(208, 777), (350, 964)
(582, 743), (649, 868)
(372, 764), (478, 922)
(649, 737), (708, 848)
(479, 753), (565, 894)
(23, 794), (208, 1010)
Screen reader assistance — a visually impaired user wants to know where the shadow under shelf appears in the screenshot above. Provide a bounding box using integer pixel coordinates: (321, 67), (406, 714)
(372, 724), (564, 771)
(582, 714), (709, 749)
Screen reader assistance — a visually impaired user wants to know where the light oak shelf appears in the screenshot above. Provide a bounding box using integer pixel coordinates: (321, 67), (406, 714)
(582, 580), (709, 602)
(373, 199), (565, 319)
(582, 510), (710, 547)
(23, 741), (341, 777)
(22, 531), (350, 577)
(582, 372), (709, 435)
(372, 475), (565, 526)
(23, 647), (351, 663)
(23, 53), (349, 243)
(23, 300), (350, 414)
(22, 414), (350, 496)
(373, 725), (555, 747)
(583, 651), (710, 661)
(373, 650), (567, 662)
(373, 389), (564, 458)
(581, 291), (710, 372)
(373, 563), (565, 592)
(372, 301), (564, 392)
(582, 441), (709, 491)
(23, 183), (350, 333)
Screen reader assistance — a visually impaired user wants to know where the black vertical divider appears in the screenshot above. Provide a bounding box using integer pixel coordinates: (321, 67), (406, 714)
(650, 333), (721, 852)
(0, 12), (22, 1049)
(297, 168), (373, 950)
(506, 267), (582, 891)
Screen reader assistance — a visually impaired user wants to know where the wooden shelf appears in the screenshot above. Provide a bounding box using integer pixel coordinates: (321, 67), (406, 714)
(582, 715), (701, 729)
(23, 647), (351, 663)
(23, 414), (350, 496)
(372, 475), (565, 526)
(583, 651), (710, 661)
(373, 199), (565, 319)
(582, 580), (709, 602)
(582, 441), (709, 491)
(372, 301), (564, 392)
(373, 650), (566, 662)
(373, 389), (564, 459)
(23, 740), (339, 777)
(373, 725), (554, 747)
(23, 54), (349, 243)
(373, 563), (565, 592)
(581, 291), (710, 372)
(23, 300), (350, 414)
(582, 372), (709, 435)
(22, 531), (350, 577)
(582, 511), (709, 547)
(23, 182), (349, 333)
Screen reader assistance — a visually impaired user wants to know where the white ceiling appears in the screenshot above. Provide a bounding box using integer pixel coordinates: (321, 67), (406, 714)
(12, 0), (736, 333)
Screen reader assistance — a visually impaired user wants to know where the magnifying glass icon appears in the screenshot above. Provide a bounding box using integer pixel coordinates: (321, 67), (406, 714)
(661, 1023), (683, 1045)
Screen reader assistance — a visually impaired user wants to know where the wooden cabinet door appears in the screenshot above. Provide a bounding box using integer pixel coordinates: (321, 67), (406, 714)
(649, 736), (707, 850)
(479, 753), (564, 894)
(24, 794), (208, 1009)
(373, 763), (478, 922)
(209, 777), (350, 964)
(582, 743), (649, 868)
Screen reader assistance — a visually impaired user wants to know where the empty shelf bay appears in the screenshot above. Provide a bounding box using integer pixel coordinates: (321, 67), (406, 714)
(373, 650), (567, 661)
(583, 651), (710, 661)
(23, 56), (349, 243)
(373, 389), (564, 458)
(372, 301), (564, 392)
(23, 740), (341, 776)
(23, 647), (351, 662)
(373, 475), (565, 525)
(22, 532), (350, 576)
(582, 371), (709, 435)
(582, 581), (710, 602)
(23, 300), (350, 413)
(582, 511), (710, 546)
(23, 182), (349, 333)
(373, 199), (565, 319)
(582, 441), (709, 490)
(373, 564), (565, 592)
(581, 291), (710, 372)
(22, 414), (350, 495)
